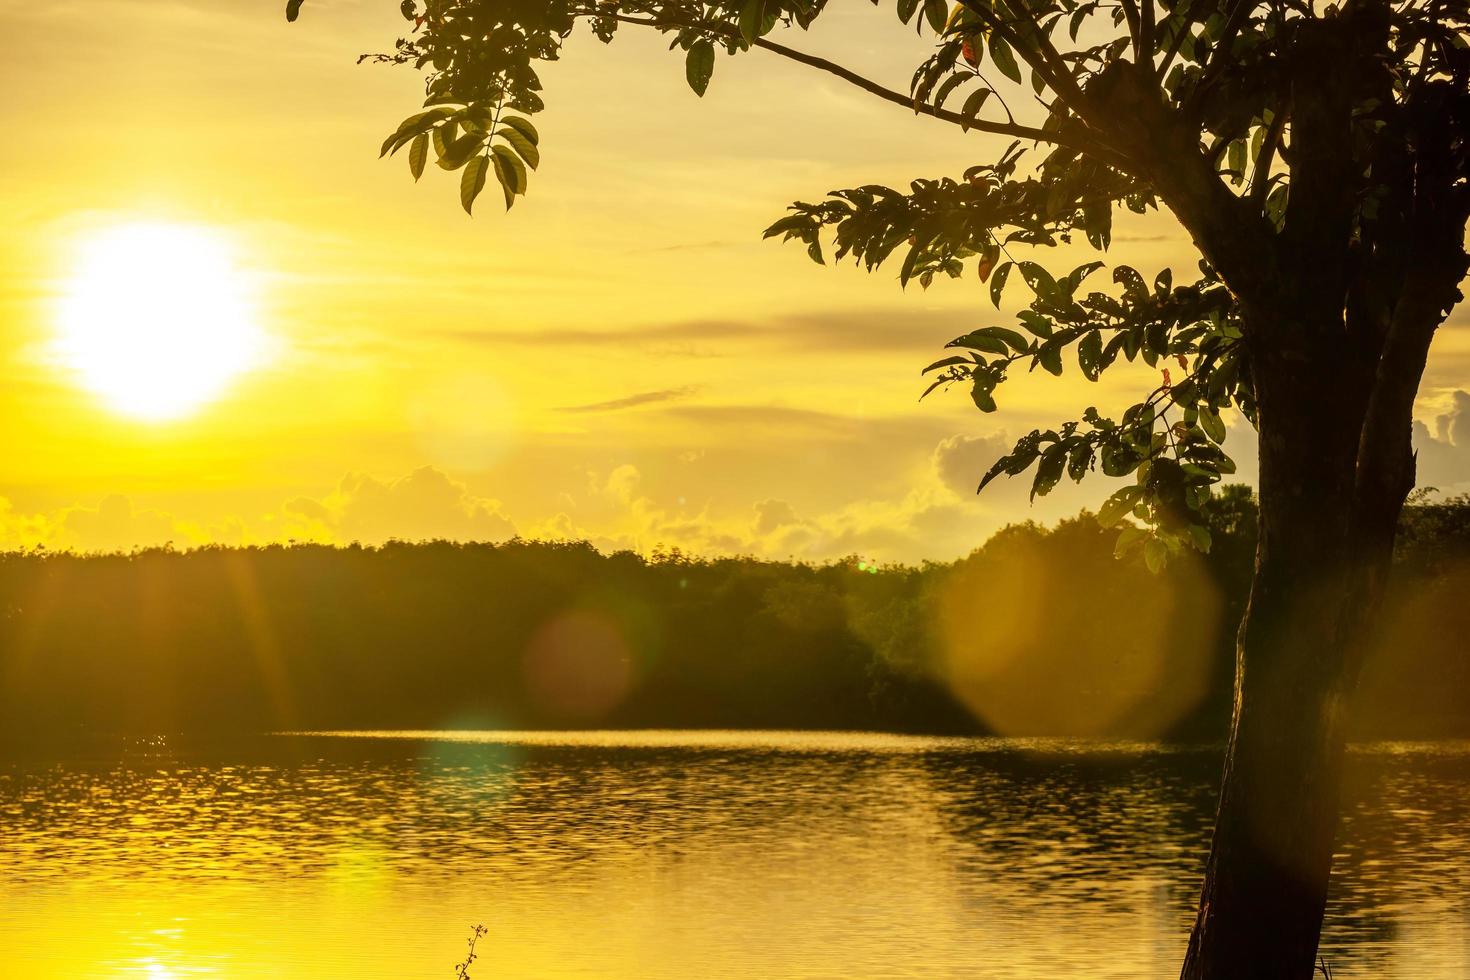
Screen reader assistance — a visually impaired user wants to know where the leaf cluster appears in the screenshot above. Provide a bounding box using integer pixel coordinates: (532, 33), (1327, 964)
(379, 101), (541, 212)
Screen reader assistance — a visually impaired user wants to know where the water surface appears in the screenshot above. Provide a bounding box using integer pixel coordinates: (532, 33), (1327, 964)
(1, 731), (1467, 978)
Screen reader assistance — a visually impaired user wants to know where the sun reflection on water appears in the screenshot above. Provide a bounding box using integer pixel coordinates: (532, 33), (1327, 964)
(0, 733), (1467, 978)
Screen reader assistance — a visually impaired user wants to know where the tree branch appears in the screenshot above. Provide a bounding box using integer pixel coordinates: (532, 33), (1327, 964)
(1147, 127), (1282, 306)
(1354, 81), (1470, 538)
(983, 0), (1093, 111)
(1185, 0), (1259, 119)
(1139, 0), (1157, 76)
(1156, 0), (1199, 79)
(607, 13), (1110, 156)
(1120, 0), (1144, 56)
(753, 33), (1063, 142)
(1278, 17), (1363, 311)
(1247, 105), (1286, 207)
(1354, 251), (1466, 536)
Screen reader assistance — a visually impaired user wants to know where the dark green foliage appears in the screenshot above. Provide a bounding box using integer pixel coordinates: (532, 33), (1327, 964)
(3, 491), (1467, 741)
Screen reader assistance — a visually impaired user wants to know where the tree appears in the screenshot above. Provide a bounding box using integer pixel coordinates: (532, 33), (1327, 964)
(288, 0), (1470, 975)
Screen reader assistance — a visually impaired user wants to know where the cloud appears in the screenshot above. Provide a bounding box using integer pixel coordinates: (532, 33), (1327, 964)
(499, 431), (1087, 563)
(931, 433), (1016, 496)
(628, 240), (735, 253)
(435, 307), (978, 355)
(602, 464), (642, 505)
(0, 498), (60, 551)
(556, 386), (700, 413)
(1415, 390), (1470, 492)
(753, 498), (803, 536)
(663, 404), (951, 446)
(59, 495), (181, 552)
(281, 466), (516, 545)
(0, 410), (1286, 565)
(1198, 390), (1470, 497)
(0, 494), (188, 553)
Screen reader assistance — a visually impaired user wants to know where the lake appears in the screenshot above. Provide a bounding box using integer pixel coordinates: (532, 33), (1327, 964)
(1, 731), (1467, 978)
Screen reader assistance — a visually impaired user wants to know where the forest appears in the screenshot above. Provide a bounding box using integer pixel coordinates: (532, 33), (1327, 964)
(2, 487), (1467, 743)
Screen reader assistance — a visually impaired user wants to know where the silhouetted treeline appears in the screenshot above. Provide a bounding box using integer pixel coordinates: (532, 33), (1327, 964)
(2, 487), (1467, 741)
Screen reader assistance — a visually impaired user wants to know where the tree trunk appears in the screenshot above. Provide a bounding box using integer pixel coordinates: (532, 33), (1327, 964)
(1178, 542), (1377, 980)
(1178, 335), (1408, 980)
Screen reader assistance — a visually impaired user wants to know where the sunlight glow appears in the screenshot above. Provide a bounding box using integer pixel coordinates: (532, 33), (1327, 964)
(54, 222), (266, 421)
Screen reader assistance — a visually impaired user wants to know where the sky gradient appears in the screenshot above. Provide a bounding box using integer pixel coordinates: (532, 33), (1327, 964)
(3, 0), (1469, 562)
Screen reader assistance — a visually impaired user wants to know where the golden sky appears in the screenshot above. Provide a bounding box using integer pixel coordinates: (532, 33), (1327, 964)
(2, 0), (1468, 561)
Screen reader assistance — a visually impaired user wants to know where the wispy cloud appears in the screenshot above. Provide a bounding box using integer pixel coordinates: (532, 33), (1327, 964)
(557, 386), (702, 414)
(433, 307), (979, 354)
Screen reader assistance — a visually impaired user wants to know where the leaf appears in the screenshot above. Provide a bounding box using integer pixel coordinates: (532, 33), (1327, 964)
(1199, 405), (1227, 443)
(1114, 265), (1147, 298)
(1017, 261), (1058, 300)
(1115, 524), (1147, 557)
(989, 261), (1012, 308)
(1265, 183), (1289, 230)
(1188, 524), (1213, 553)
(923, 0), (948, 33)
(382, 107), (453, 157)
(1097, 486), (1142, 528)
(458, 105), (495, 134)
(1078, 329), (1102, 379)
(1226, 138), (1246, 185)
(923, 354), (972, 373)
(739, 0), (764, 44)
(1144, 537), (1168, 573)
(437, 132), (484, 171)
(947, 331), (1009, 355)
(491, 153), (516, 210)
(1036, 341), (1063, 376)
(987, 325), (1029, 352)
(763, 214), (809, 239)
(959, 87), (992, 131)
(1067, 260), (1105, 291)
(285, 0), (304, 21)
(1069, 7), (1087, 40)
(497, 127), (540, 169)
(933, 73), (970, 110)
(1031, 448), (1066, 499)
(976, 252), (996, 281)
(500, 116), (539, 146)
(988, 34), (1023, 84)
(897, 0), (921, 25)
(492, 144), (527, 193)
(460, 154), (488, 214)
(1018, 310), (1053, 338)
(408, 132), (429, 181)
(1067, 443), (1092, 482)
(685, 40), (716, 97)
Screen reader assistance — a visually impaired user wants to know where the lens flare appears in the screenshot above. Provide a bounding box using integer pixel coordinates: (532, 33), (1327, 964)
(522, 609), (635, 722)
(935, 524), (1223, 738)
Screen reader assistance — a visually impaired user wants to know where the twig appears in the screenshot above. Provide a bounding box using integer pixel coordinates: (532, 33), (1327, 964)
(454, 924), (488, 980)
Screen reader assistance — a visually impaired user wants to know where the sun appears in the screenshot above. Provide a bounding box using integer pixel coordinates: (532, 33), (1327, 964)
(54, 221), (267, 421)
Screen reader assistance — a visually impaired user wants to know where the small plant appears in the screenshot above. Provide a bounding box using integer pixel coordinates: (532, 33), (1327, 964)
(453, 924), (487, 980)
(1317, 956), (1334, 979)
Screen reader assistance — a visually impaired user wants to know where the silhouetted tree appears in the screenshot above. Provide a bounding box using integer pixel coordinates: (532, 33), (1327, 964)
(290, 0), (1469, 973)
